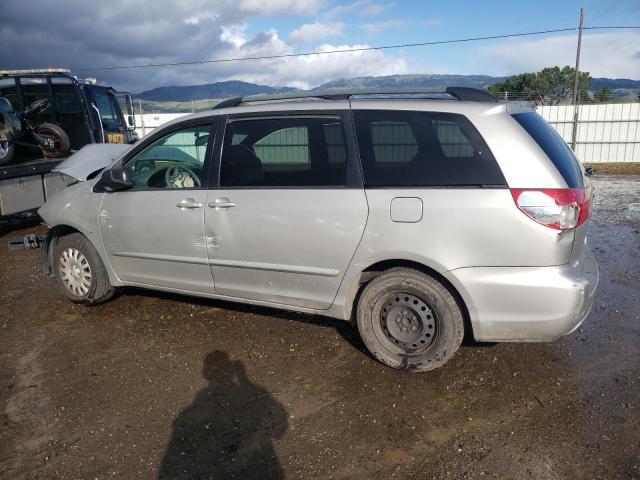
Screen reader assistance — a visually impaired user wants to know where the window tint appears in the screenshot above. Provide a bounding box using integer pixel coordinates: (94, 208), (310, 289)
(433, 120), (474, 158)
(512, 112), (584, 188)
(125, 125), (210, 190)
(220, 117), (348, 187)
(370, 121), (418, 163)
(324, 122), (347, 164)
(254, 126), (310, 168)
(22, 86), (50, 110)
(53, 85), (82, 114)
(94, 92), (122, 128)
(20, 86), (53, 124)
(353, 110), (505, 187)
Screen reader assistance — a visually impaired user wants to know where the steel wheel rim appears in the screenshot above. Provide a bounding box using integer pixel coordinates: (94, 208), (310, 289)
(59, 247), (92, 296)
(377, 292), (437, 353)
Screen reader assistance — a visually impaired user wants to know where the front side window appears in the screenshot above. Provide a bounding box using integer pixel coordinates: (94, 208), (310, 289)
(353, 110), (505, 187)
(124, 125), (211, 190)
(220, 116), (348, 187)
(94, 92), (122, 128)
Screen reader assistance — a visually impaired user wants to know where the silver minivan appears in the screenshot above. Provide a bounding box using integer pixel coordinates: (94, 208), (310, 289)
(38, 87), (598, 371)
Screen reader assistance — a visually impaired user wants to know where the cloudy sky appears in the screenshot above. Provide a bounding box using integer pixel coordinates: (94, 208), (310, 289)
(1, 0), (639, 92)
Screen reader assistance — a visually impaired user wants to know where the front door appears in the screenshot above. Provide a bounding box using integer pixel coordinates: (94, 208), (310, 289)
(205, 113), (367, 309)
(99, 122), (215, 293)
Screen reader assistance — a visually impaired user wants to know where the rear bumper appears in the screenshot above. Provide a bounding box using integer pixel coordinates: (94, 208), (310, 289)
(445, 247), (599, 342)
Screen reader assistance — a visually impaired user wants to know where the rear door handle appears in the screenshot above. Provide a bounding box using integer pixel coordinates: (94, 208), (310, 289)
(177, 198), (203, 209)
(208, 197), (236, 209)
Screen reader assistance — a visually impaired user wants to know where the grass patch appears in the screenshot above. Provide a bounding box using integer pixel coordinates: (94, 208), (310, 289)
(585, 162), (640, 175)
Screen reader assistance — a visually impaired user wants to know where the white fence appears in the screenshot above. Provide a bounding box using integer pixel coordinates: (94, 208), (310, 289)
(135, 102), (640, 163)
(134, 113), (188, 138)
(538, 103), (640, 163)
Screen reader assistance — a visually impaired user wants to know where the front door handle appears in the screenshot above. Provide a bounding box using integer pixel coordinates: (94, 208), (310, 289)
(177, 198), (203, 209)
(208, 197), (236, 209)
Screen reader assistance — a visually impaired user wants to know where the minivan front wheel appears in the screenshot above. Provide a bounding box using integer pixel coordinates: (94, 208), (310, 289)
(356, 268), (464, 372)
(54, 233), (116, 305)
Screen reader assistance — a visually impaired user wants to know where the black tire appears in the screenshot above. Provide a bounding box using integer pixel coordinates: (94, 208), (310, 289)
(54, 233), (116, 305)
(0, 127), (15, 165)
(356, 268), (464, 372)
(36, 122), (70, 158)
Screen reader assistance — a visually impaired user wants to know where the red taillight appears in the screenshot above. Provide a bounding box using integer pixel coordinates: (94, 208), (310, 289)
(510, 188), (591, 230)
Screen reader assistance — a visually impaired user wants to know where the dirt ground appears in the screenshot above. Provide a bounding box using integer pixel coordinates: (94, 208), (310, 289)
(584, 163), (640, 176)
(1, 176), (639, 480)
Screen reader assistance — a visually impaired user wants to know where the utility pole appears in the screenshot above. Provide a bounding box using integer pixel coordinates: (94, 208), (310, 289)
(138, 98), (145, 137)
(571, 7), (584, 151)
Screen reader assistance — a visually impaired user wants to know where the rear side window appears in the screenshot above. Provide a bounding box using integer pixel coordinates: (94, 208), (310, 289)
(512, 112), (584, 188)
(220, 117), (348, 187)
(353, 110), (505, 187)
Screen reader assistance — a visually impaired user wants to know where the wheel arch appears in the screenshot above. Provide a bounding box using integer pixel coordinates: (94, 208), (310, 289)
(345, 258), (475, 340)
(42, 224), (81, 276)
(42, 224), (120, 287)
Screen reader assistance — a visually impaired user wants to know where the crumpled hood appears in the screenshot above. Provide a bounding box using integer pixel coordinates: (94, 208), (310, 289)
(54, 143), (132, 181)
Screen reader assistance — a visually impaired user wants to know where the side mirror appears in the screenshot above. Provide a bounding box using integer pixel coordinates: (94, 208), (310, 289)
(195, 134), (209, 147)
(126, 114), (136, 130)
(100, 167), (133, 192)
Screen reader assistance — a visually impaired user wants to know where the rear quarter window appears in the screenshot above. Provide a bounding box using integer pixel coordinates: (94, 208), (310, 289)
(353, 110), (505, 187)
(512, 112), (584, 188)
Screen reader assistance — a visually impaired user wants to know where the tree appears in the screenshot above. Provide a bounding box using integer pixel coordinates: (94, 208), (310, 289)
(594, 87), (613, 103)
(486, 66), (591, 105)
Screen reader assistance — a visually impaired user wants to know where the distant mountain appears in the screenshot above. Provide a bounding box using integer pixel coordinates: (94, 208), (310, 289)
(591, 78), (640, 90)
(314, 74), (508, 91)
(137, 74), (640, 105)
(138, 80), (296, 101)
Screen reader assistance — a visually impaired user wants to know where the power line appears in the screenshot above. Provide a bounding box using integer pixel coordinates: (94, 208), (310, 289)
(74, 25), (640, 72)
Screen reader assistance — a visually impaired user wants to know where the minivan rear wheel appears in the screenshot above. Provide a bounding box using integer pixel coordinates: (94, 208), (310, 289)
(54, 233), (116, 305)
(356, 268), (464, 372)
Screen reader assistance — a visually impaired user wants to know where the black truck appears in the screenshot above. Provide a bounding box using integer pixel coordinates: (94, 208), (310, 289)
(0, 68), (137, 217)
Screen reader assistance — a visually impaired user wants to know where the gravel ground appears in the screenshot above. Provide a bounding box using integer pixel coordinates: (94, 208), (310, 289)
(0, 176), (639, 480)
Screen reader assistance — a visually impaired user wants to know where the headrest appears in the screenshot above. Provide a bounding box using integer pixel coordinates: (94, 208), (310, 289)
(222, 144), (264, 186)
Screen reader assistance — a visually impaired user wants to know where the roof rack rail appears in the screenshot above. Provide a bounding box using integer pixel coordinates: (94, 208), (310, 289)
(444, 87), (498, 103)
(213, 86), (497, 109)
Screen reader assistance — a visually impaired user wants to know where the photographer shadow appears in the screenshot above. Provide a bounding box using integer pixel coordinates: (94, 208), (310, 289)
(158, 351), (287, 480)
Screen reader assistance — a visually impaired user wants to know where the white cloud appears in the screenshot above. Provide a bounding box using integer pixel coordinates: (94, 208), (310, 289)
(422, 18), (441, 28)
(237, 0), (324, 15)
(289, 22), (345, 45)
(322, 0), (387, 19)
(360, 19), (406, 34)
(359, 3), (387, 17)
(220, 24), (249, 48)
(477, 31), (640, 79)
(0, 0), (335, 92)
(205, 42), (408, 90)
(267, 43), (408, 89)
(183, 12), (220, 25)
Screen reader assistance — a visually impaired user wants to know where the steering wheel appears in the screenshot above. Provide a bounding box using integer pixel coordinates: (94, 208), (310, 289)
(165, 165), (201, 188)
(132, 160), (154, 175)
